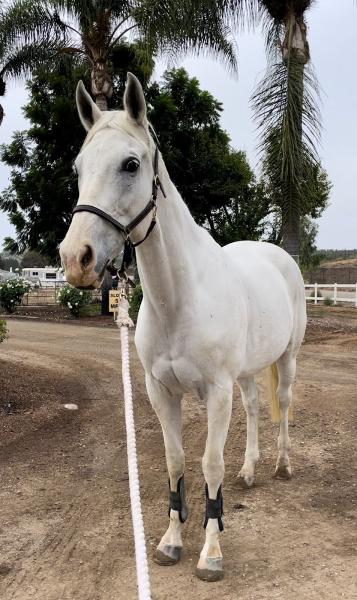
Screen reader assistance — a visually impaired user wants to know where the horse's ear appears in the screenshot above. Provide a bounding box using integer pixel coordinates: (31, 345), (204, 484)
(76, 80), (102, 131)
(123, 72), (147, 126)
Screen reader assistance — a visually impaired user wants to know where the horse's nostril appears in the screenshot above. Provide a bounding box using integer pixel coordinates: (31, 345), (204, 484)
(80, 245), (94, 270)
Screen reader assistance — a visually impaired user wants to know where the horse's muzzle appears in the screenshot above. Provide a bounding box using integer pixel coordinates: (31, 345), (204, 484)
(60, 240), (104, 289)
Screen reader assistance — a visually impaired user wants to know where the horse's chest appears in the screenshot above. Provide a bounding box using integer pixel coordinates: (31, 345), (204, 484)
(135, 326), (210, 394)
(149, 354), (203, 394)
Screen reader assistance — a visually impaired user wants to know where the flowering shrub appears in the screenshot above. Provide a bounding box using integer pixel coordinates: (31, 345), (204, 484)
(57, 284), (91, 317)
(0, 319), (7, 342)
(0, 278), (31, 313)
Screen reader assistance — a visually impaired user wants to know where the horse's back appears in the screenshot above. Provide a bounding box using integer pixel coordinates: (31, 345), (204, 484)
(223, 240), (304, 299)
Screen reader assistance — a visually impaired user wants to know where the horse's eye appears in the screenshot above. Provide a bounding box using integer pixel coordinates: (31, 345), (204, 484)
(124, 158), (140, 173)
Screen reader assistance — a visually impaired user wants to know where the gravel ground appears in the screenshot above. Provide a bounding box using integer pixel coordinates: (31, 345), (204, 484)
(0, 315), (356, 600)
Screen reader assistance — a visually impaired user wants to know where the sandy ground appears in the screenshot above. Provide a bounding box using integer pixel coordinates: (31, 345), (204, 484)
(0, 317), (356, 600)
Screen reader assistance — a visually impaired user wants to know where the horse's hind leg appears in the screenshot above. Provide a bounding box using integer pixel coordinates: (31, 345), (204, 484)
(274, 351), (297, 479)
(237, 376), (259, 487)
(145, 374), (186, 566)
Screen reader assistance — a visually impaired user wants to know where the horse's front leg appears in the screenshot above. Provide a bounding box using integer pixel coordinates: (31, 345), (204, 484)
(196, 384), (232, 582)
(146, 374), (187, 566)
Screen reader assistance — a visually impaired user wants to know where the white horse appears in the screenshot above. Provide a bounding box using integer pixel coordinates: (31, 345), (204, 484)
(60, 73), (306, 582)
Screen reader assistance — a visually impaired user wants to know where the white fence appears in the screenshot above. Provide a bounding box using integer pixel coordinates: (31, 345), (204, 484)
(305, 283), (357, 307)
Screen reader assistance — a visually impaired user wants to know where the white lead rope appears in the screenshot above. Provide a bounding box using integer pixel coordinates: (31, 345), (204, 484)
(116, 293), (152, 600)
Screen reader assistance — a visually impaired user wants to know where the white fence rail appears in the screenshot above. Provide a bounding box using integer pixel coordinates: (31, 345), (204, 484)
(305, 283), (357, 307)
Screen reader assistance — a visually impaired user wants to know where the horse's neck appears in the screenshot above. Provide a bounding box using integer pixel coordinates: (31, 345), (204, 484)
(135, 163), (208, 315)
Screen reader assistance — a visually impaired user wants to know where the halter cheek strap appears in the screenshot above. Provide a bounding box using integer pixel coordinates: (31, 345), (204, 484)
(72, 145), (166, 248)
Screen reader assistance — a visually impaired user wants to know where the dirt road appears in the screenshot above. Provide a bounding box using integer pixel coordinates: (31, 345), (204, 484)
(0, 318), (356, 600)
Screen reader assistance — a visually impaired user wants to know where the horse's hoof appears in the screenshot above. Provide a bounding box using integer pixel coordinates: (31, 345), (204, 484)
(153, 545), (181, 566)
(273, 464), (292, 480)
(237, 470), (255, 488)
(196, 557), (223, 582)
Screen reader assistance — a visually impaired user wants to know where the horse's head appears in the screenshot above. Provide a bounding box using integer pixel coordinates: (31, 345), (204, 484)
(60, 73), (156, 288)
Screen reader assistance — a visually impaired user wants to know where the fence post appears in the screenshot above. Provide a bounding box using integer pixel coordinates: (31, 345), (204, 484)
(355, 283), (357, 308)
(314, 283), (318, 305)
(333, 283), (337, 306)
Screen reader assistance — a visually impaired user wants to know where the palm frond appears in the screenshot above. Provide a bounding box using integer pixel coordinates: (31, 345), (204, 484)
(1, 40), (63, 80)
(252, 54), (321, 219)
(215, 0), (262, 30)
(135, 0), (238, 71)
(0, 0), (66, 49)
(261, 11), (283, 61)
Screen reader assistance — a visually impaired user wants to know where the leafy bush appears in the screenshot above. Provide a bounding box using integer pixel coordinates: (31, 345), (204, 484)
(323, 296), (333, 306)
(129, 284), (143, 322)
(57, 284), (91, 317)
(0, 319), (7, 342)
(0, 278), (31, 313)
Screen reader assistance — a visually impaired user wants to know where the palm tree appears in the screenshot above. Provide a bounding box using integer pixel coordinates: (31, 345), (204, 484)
(0, 0), (61, 124)
(0, 0), (238, 112)
(199, 0), (321, 261)
(251, 0), (321, 261)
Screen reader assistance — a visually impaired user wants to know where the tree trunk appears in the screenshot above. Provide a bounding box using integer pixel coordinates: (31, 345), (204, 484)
(96, 78), (111, 314)
(0, 79), (5, 124)
(100, 269), (112, 316)
(281, 211), (300, 263)
(90, 61), (113, 111)
(95, 94), (108, 111)
(90, 63), (113, 313)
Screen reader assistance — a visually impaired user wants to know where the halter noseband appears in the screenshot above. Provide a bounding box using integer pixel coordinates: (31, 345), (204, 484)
(72, 145), (166, 248)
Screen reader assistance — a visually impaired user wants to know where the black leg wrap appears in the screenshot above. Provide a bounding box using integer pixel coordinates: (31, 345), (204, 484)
(168, 476), (188, 523)
(204, 484), (224, 532)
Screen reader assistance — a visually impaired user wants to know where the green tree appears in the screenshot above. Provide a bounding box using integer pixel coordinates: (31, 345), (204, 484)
(148, 68), (271, 244)
(0, 57), (86, 260)
(263, 160), (331, 270)
(0, 252), (20, 271)
(20, 249), (51, 268)
(299, 216), (321, 272)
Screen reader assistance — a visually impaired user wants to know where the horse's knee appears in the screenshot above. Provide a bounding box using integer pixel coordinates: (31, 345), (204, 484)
(202, 452), (225, 487)
(166, 448), (185, 480)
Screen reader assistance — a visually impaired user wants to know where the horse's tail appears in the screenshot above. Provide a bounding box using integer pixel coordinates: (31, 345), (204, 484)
(267, 363), (294, 423)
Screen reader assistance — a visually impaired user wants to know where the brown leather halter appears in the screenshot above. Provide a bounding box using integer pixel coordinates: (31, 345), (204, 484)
(72, 145), (166, 248)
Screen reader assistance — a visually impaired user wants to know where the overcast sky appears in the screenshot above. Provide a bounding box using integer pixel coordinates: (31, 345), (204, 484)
(0, 0), (356, 250)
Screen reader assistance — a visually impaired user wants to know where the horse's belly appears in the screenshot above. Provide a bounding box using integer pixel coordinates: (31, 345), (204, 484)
(239, 302), (293, 376)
